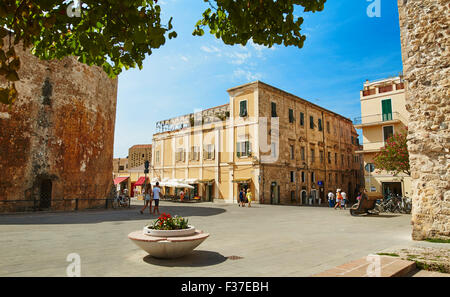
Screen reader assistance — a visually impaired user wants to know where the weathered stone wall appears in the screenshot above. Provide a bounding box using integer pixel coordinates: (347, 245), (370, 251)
(0, 38), (118, 212)
(397, 0), (450, 239)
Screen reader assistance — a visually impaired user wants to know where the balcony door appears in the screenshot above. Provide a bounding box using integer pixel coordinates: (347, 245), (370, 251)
(381, 99), (393, 121)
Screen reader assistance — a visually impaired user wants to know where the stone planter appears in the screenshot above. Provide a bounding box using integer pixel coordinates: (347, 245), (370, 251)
(143, 225), (196, 237)
(128, 227), (209, 259)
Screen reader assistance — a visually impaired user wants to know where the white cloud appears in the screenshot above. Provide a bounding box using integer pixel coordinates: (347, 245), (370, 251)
(233, 69), (262, 81)
(180, 55), (189, 62)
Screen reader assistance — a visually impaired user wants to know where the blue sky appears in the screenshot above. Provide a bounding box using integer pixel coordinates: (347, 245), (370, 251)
(113, 0), (403, 158)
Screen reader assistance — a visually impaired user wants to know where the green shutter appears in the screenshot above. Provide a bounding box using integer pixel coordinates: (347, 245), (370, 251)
(382, 99), (392, 121)
(300, 112), (304, 126)
(240, 101), (247, 117)
(271, 102), (277, 117)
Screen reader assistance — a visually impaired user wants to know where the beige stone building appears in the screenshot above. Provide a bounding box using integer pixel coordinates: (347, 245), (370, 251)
(128, 144), (152, 168)
(354, 76), (411, 197)
(112, 144), (152, 198)
(151, 81), (362, 205)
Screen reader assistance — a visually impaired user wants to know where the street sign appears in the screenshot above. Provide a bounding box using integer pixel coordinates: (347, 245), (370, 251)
(318, 181), (323, 186)
(365, 163), (375, 173)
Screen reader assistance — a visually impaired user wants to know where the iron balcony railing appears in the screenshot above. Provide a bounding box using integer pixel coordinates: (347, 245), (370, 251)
(353, 112), (407, 126)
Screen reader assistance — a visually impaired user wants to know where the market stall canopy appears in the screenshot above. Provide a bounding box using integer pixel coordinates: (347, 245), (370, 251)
(113, 177), (129, 185)
(134, 176), (147, 187)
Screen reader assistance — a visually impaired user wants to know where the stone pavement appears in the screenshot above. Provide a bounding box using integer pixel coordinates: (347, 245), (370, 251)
(0, 201), (446, 277)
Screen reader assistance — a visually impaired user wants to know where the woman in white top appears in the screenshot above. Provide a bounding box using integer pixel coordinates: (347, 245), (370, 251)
(152, 182), (161, 215)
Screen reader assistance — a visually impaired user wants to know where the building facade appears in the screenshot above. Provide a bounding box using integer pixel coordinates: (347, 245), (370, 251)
(128, 144), (152, 168)
(354, 76), (411, 197)
(151, 81), (362, 205)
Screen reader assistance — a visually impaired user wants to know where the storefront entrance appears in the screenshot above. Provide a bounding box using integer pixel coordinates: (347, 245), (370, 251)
(382, 182), (402, 197)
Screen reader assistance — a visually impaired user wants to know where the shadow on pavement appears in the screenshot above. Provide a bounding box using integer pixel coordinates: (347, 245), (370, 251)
(143, 250), (227, 267)
(353, 214), (403, 218)
(0, 205), (226, 225)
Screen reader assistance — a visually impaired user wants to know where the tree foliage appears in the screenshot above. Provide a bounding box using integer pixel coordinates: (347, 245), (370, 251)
(373, 130), (410, 176)
(0, 0), (326, 105)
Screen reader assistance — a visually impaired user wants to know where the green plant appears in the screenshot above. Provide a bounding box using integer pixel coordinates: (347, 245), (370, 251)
(376, 252), (399, 257)
(424, 238), (450, 244)
(148, 213), (189, 230)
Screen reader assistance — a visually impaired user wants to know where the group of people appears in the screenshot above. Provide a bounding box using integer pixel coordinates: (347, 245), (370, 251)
(238, 188), (252, 207)
(140, 182), (161, 215)
(327, 189), (348, 210)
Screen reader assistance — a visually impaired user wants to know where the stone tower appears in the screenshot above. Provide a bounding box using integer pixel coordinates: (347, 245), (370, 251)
(397, 0), (449, 240)
(0, 38), (118, 212)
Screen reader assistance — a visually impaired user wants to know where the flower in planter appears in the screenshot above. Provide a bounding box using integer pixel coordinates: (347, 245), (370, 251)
(147, 213), (189, 230)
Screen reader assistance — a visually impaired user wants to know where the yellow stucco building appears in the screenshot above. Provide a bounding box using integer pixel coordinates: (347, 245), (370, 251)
(354, 76), (411, 197)
(151, 81), (362, 205)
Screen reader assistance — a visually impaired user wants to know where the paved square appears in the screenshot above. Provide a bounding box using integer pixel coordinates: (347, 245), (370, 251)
(0, 201), (438, 277)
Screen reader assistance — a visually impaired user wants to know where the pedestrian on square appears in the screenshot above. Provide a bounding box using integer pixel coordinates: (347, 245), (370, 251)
(327, 191), (335, 208)
(334, 189), (343, 210)
(239, 188), (245, 207)
(140, 184), (152, 214)
(341, 191), (347, 210)
(152, 182), (161, 215)
(180, 190), (185, 202)
(246, 189), (252, 207)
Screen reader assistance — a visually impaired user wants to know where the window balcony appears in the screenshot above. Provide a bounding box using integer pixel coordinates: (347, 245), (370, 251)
(353, 112), (407, 129)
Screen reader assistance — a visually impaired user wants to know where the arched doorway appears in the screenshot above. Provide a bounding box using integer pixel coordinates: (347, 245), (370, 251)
(39, 179), (52, 209)
(301, 190), (307, 205)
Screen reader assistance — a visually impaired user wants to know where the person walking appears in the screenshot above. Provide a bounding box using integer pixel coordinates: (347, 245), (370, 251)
(180, 190), (185, 202)
(246, 189), (252, 207)
(334, 189), (343, 210)
(327, 191), (335, 208)
(238, 188), (245, 207)
(140, 184), (152, 214)
(152, 182), (161, 215)
(341, 191), (347, 210)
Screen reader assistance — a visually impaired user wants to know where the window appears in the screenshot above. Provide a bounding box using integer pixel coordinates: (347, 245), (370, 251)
(190, 146), (200, 161)
(318, 118), (323, 131)
(239, 100), (248, 117)
(290, 145), (295, 160)
(289, 109), (295, 123)
(310, 116), (314, 129)
(311, 172), (315, 183)
(119, 165), (124, 171)
(271, 102), (277, 117)
(176, 148), (185, 162)
(335, 173), (338, 183)
(301, 147), (305, 161)
(335, 153), (337, 164)
(341, 154), (344, 165)
(204, 144), (215, 160)
(291, 191), (296, 202)
(328, 173), (332, 182)
(290, 171), (295, 183)
(381, 99), (393, 121)
(300, 112), (304, 126)
(155, 151), (160, 163)
(310, 149), (315, 163)
(383, 126), (394, 142)
(236, 141), (251, 157)
(328, 152), (331, 164)
(301, 171), (305, 183)
(351, 136), (354, 144)
(320, 151), (324, 163)
(327, 121), (330, 133)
